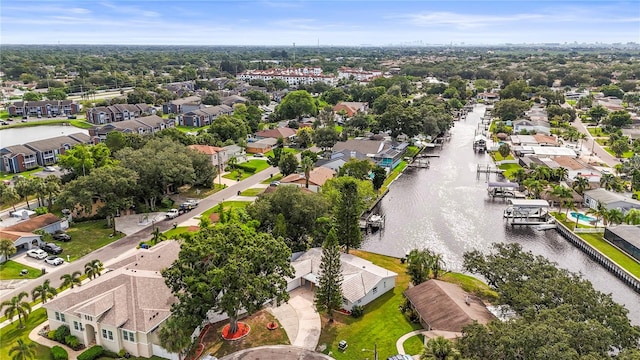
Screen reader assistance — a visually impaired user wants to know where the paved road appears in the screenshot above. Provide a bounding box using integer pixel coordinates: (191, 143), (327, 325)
(0, 166), (280, 303)
(573, 117), (619, 167)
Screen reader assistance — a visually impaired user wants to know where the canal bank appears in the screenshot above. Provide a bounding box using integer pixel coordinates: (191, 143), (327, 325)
(362, 104), (640, 324)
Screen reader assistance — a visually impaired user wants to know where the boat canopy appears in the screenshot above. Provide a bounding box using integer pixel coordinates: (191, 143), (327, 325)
(488, 182), (519, 188)
(507, 199), (550, 208)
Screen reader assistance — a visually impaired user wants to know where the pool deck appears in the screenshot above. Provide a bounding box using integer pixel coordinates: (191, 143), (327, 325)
(568, 212), (602, 227)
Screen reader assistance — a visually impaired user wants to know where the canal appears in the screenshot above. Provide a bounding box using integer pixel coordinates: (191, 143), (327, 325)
(0, 125), (89, 148)
(362, 104), (640, 324)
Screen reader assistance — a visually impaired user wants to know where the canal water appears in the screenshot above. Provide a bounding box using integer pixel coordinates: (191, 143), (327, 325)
(0, 125), (89, 148)
(362, 104), (640, 324)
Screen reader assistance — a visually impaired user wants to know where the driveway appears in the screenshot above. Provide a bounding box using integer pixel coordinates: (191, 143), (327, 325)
(269, 287), (321, 351)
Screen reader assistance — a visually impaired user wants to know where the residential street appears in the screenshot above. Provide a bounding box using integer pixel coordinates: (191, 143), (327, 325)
(572, 117), (619, 167)
(0, 166), (281, 304)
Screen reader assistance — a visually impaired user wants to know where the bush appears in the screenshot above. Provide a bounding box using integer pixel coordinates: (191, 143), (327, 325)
(48, 330), (57, 340)
(351, 305), (364, 318)
(102, 349), (120, 358)
(51, 346), (69, 360)
(236, 163), (257, 173)
(78, 345), (104, 360)
(64, 335), (82, 350)
(54, 325), (70, 343)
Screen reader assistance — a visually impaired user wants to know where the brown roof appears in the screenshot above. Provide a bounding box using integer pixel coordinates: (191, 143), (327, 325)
(5, 213), (62, 233)
(552, 156), (589, 171)
(0, 230), (36, 242)
(404, 279), (495, 332)
(280, 167), (336, 187)
(255, 127), (297, 139)
(533, 134), (558, 145)
(188, 144), (225, 155)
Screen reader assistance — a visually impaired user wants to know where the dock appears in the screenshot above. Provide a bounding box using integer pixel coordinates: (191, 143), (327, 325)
(487, 182), (525, 199)
(504, 199), (550, 226)
(359, 213), (385, 230)
(476, 164), (505, 180)
(408, 158), (430, 168)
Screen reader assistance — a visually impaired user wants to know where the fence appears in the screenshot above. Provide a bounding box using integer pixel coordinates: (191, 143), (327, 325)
(573, 227), (605, 234)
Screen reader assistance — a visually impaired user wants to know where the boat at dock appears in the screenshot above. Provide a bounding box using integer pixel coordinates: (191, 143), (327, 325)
(503, 199), (550, 225)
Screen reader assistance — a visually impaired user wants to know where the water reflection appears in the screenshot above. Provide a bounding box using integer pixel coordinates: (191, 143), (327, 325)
(362, 105), (640, 324)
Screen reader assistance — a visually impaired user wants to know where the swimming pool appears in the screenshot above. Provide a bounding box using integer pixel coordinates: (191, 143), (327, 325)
(570, 212), (596, 222)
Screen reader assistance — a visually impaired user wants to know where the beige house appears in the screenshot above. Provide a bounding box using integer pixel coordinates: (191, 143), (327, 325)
(43, 241), (180, 359)
(280, 167), (336, 192)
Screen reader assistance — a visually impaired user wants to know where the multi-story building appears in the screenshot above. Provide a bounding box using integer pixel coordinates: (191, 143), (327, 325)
(0, 134), (91, 173)
(181, 105), (233, 127)
(88, 115), (176, 142)
(162, 96), (202, 114)
(86, 104), (151, 125)
(337, 67), (382, 82)
(238, 68), (335, 86)
(8, 100), (80, 117)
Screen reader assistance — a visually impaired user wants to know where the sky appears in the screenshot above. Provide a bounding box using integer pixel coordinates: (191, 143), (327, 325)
(1, 1), (639, 46)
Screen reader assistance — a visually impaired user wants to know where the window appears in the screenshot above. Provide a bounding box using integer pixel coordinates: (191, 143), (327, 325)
(55, 312), (61, 321)
(372, 287), (378, 294)
(102, 329), (114, 341)
(73, 321), (81, 331)
(123, 330), (135, 342)
(84, 315), (93, 321)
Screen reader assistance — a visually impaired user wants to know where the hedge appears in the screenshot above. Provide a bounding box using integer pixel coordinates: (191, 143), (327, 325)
(236, 163), (257, 173)
(51, 346), (69, 360)
(77, 345), (104, 360)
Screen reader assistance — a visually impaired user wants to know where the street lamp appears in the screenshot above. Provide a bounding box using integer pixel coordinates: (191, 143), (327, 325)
(361, 343), (378, 360)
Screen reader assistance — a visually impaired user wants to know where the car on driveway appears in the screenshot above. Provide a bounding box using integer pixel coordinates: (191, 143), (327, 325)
(45, 256), (64, 266)
(41, 242), (63, 255)
(26, 249), (48, 260)
(53, 231), (71, 242)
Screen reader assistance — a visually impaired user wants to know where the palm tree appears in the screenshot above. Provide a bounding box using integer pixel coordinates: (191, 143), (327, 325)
(13, 177), (34, 209)
(300, 156), (314, 188)
(150, 227), (167, 245)
(421, 336), (460, 360)
(44, 175), (61, 210)
(553, 167), (568, 182)
(523, 179), (546, 199)
(1, 187), (20, 212)
(550, 185), (573, 214)
(31, 177), (46, 208)
(1, 292), (31, 328)
(564, 199), (577, 218)
(572, 176), (589, 195)
(227, 156), (238, 170)
(0, 239), (17, 264)
(587, 201), (607, 228)
(9, 339), (37, 360)
(406, 249), (434, 285)
(532, 166), (551, 181)
(158, 317), (192, 360)
(430, 253), (446, 279)
(84, 259), (104, 280)
(512, 168), (527, 184)
(624, 208), (640, 225)
(60, 271), (82, 289)
(607, 209), (624, 226)
(600, 173), (616, 191)
(31, 279), (57, 303)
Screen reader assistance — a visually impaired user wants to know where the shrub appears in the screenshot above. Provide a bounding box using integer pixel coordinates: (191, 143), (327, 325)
(78, 345), (104, 360)
(48, 330), (57, 340)
(236, 163), (257, 173)
(118, 349), (128, 357)
(54, 325), (70, 343)
(51, 346), (69, 360)
(64, 335), (82, 350)
(102, 349), (120, 358)
(351, 305), (364, 318)
(35, 206), (49, 215)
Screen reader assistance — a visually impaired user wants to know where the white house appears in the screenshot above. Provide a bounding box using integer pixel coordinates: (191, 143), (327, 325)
(43, 241), (181, 360)
(0, 230), (42, 262)
(583, 188), (640, 212)
(287, 248), (397, 311)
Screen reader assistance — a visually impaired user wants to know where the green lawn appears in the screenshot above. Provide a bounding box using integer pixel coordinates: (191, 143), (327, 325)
(492, 152), (515, 161)
(0, 119), (91, 129)
(498, 163), (522, 180)
(240, 188), (265, 197)
(0, 260), (42, 280)
(405, 146), (420, 158)
(587, 127), (606, 137)
(177, 184), (224, 199)
(440, 272), (498, 301)
(261, 174), (283, 184)
(163, 226), (194, 239)
(200, 201), (252, 219)
(222, 160), (270, 181)
(603, 147), (634, 158)
(380, 161), (407, 194)
(0, 167), (44, 180)
(335, 125), (344, 133)
(58, 220), (124, 261)
(566, 100), (577, 106)
(317, 250), (424, 359)
(595, 138), (609, 146)
(176, 125), (205, 133)
(264, 148), (299, 157)
(0, 308), (52, 360)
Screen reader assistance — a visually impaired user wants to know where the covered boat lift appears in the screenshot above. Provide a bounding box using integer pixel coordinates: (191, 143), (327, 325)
(487, 182), (525, 199)
(503, 199), (550, 225)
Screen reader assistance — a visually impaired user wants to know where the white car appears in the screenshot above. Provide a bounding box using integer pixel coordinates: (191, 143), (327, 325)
(26, 249), (48, 260)
(43, 166), (56, 172)
(45, 256), (64, 266)
(166, 208), (180, 219)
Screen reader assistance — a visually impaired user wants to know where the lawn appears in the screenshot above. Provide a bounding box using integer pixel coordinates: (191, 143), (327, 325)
(176, 125), (205, 133)
(261, 174), (283, 184)
(240, 188), (265, 197)
(0, 119), (91, 129)
(595, 138), (608, 146)
(57, 220), (124, 262)
(603, 147), (634, 158)
(440, 273), (498, 301)
(0, 308), (52, 360)
(222, 160), (270, 181)
(200, 201), (252, 219)
(492, 152), (515, 161)
(0, 260), (42, 280)
(405, 146), (420, 158)
(317, 250), (424, 359)
(264, 148), (299, 158)
(498, 163), (522, 179)
(380, 161), (407, 194)
(0, 167), (44, 180)
(163, 226), (194, 239)
(177, 184), (224, 199)
(587, 127), (606, 137)
(335, 125), (344, 133)
(201, 310), (289, 358)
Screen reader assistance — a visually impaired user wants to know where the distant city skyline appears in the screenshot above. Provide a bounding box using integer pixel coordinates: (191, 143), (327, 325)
(1, 1), (638, 46)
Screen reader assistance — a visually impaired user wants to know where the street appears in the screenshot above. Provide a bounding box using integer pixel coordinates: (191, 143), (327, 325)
(572, 117), (619, 167)
(0, 165), (281, 303)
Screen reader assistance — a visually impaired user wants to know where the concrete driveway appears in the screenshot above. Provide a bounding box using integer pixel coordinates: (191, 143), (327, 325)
(269, 287), (321, 351)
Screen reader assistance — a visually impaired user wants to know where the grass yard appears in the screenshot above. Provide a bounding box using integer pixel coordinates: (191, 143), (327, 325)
(335, 125), (344, 133)
(202, 310), (289, 358)
(177, 184), (224, 199)
(57, 220), (124, 262)
(603, 147), (634, 158)
(0, 308), (52, 360)
(200, 201), (252, 219)
(176, 125), (205, 133)
(317, 250), (424, 359)
(0, 167), (44, 180)
(498, 163), (522, 180)
(163, 226), (194, 239)
(0, 119), (91, 130)
(380, 161), (407, 194)
(492, 152), (515, 161)
(264, 148), (299, 158)
(261, 174), (283, 184)
(240, 188), (265, 197)
(405, 146), (420, 158)
(223, 160), (270, 181)
(587, 127), (606, 137)
(440, 273), (498, 301)
(0, 260), (42, 280)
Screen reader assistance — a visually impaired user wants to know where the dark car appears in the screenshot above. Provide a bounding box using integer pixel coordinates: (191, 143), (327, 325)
(53, 232), (71, 242)
(41, 242), (63, 255)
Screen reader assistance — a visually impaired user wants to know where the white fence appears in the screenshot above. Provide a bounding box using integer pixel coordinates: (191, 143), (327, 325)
(574, 227), (605, 233)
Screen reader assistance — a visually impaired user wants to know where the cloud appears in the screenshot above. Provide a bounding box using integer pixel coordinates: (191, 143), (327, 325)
(99, 1), (160, 17)
(69, 7), (91, 14)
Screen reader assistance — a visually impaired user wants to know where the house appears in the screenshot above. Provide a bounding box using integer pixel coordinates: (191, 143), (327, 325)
(583, 188), (640, 212)
(403, 279), (495, 332)
(4, 213), (68, 234)
(8, 100), (80, 117)
(604, 225), (640, 261)
(476, 92), (500, 103)
(0, 144), (38, 173)
(280, 167), (336, 192)
(162, 96), (202, 114)
(333, 102), (368, 117)
(337, 67), (382, 82)
(0, 230), (42, 262)
(254, 127), (297, 143)
(221, 95), (248, 107)
(89, 116), (176, 142)
(181, 105), (233, 127)
(532, 134), (558, 147)
(86, 104), (151, 125)
(246, 138), (277, 154)
(315, 158), (347, 173)
(374, 142), (408, 168)
(238, 68), (336, 86)
(163, 81), (195, 97)
(551, 156), (601, 182)
(43, 241), (181, 360)
(332, 138), (407, 169)
(287, 248), (397, 311)
(223, 144), (245, 161)
(512, 119), (551, 135)
(188, 145), (228, 170)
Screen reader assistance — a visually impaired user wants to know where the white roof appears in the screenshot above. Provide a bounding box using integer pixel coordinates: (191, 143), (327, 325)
(507, 199), (549, 207)
(521, 146), (576, 157)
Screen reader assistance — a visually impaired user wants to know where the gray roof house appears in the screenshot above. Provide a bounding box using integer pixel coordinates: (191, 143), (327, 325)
(287, 248), (397, 311)
(604, 225), (640, 261)
(512, 119), (551, 135)
(583, 188), (640, 212)
(89, 116), (176, 142)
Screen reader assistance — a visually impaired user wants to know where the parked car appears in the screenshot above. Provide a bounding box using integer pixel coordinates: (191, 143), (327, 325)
(269, 181), (280, 187)
(253, 153), (264, 157)
(45, 256), (64, 266)
(40, 242), (63, 255)
(185, 199), (199, 207)
(166, 208), (180, 219)
(26, 249), (48, 260)
(179, 203), (195, 212)
(52, 231), (71, 242)
(43, 166), (56, 172)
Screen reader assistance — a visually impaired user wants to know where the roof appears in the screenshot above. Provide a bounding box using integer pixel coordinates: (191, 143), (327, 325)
(255, 127), (297, 139)
(44, 240), (180, 333)
(552, 156), (590, 171)
(188, 144), (225, 155)
(532, 134), (558, 145)
(403, 279), (495, 332)
(280, 167), (336, 187)
(24, 135), (83, 152)
(506, 199), (550, 207)
(0, 230), (38, 242)
(606, 225), (640, 249)
(584, 189), (640, 207)
(248, 138), (278, 149)
(291, 248), (397, 303)
(333, 139), (390, 156)
(5, 213), (62, 232)
(170, 95), (201, 105)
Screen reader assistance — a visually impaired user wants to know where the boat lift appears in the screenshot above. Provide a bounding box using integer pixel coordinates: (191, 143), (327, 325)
(503, 199), (550, 225)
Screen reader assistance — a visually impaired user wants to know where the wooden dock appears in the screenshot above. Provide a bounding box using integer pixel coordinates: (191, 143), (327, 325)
(477, 164), (504, 180)
(408, 158), (430, 168)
